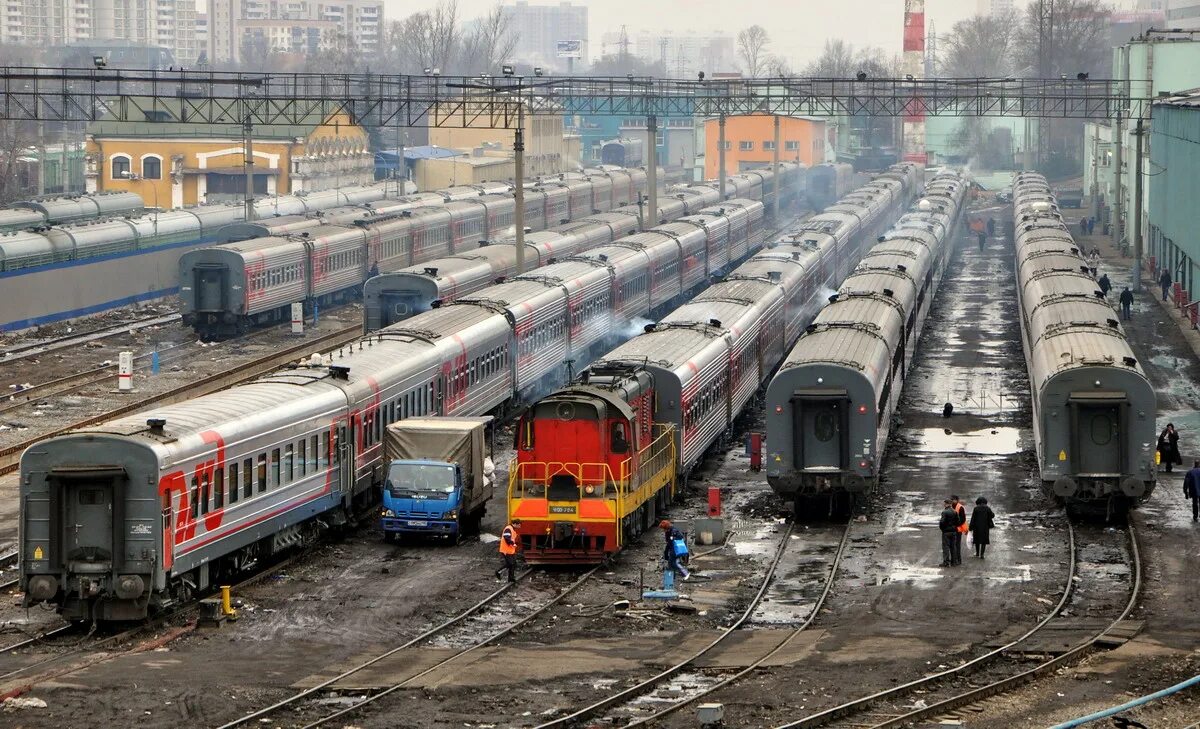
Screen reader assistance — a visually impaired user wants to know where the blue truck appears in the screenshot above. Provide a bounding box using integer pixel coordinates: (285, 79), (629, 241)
(380, 417), (494, 541)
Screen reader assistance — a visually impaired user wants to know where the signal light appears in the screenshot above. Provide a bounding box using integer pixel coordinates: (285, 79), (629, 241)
(859, 460), (869, 468)
(858, 405), (867, 414)
(775, 406), (783, 413)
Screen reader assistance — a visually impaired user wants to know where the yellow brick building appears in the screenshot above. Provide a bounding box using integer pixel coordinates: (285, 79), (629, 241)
(85, 99), (373, 209)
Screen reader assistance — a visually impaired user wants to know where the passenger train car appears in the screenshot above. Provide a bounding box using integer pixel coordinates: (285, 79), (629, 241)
(506, 164), (923, 563)
(359, 164), (807, 332)
(19, 192), (780, 622)
(808, 163), (856, 212)
(0, 190), (145, 233)
(1010, 173), (1155, 509)
(178, 168), (653, 338)
(764, 171), (968, 513)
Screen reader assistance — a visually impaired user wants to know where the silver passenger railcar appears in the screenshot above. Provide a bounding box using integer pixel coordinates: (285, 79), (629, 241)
(764, 171), (966, 510)
(1011, 172), (1156, 508)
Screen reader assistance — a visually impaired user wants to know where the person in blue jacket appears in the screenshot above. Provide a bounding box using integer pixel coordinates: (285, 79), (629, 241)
(659, 520), (690, 580)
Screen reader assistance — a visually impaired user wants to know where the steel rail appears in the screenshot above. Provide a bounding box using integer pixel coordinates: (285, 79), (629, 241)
(295, 567), (601, 729)
(862, 522), (1141, 729)
(624, 523), (853, 727)
(528, 523), (799, 729)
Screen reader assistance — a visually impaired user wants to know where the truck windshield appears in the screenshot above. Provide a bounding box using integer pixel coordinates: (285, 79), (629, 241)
(386, 463), (456, 498)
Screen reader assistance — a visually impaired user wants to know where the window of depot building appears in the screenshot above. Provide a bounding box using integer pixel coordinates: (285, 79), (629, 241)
(141, 156), (162, 179)
(763, 141), (775, 151)
(111, 156), (131, 179)
(206, 172), (268, 202)
(785, 141), (800, 151)
(739, 141), (754, 151)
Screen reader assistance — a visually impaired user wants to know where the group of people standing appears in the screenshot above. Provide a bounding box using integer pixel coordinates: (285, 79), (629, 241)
(939, 495), (995, 566)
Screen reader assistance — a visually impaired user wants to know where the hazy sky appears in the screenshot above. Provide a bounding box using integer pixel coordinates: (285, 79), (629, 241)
(376, 0), (1047, 69)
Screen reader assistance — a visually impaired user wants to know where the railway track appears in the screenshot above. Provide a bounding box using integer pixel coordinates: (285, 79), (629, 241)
(216, 566), (600, 729)
(0, 549), (310, 697)
(0, 323), (363, 476)
(502, 521), (845, 729)
(772, 521), (1141, 729)
(0, 313), (182, 362)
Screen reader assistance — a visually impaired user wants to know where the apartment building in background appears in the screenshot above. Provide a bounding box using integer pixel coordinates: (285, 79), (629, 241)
(1, 0), (200, 64)
(207, 0), (383, 66)
(500, 1), (588, 72)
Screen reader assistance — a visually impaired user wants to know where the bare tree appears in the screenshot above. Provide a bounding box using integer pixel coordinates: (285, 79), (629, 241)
(938, 11), (1020, 77)
(737, 25), (771, 78)
(386, 0), (463, 74)
(460, 4), (519, 75)
(307, 31), (362, 73)
(0, 121), (35, 205)
(804, 39), (857, 77)
(1017, 0), (1113, 79)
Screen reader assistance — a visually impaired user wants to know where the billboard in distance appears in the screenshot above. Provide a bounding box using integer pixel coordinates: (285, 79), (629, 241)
(556, 40), (582, 59)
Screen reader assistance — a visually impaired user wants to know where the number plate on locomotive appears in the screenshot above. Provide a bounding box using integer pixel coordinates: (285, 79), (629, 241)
(549, 505), (577, 514)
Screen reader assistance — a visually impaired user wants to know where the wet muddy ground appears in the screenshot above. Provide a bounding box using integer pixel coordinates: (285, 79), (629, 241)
(5, 200), (1200, 728)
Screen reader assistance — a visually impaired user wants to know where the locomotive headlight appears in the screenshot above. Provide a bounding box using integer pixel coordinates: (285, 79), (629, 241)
(446, 509), (457, 520)
(383, 509), (395, 517)
(584, 484), (596, 495)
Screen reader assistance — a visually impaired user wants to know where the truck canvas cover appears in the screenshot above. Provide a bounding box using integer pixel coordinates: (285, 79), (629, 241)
(384, 417), (489, 492)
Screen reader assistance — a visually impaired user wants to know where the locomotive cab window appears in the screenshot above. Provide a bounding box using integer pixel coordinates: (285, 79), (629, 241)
(611, 422), (630, 453)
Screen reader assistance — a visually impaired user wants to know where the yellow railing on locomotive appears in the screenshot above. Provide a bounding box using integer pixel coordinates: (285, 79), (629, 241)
(508, 424), (677, 519)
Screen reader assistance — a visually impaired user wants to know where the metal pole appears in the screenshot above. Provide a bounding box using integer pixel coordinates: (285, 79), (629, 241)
(646, 114), (658, 228)
(772, 114), (781, 219)
(1023, 117), (1033, 170)
(514, 99), (526, 275)
(1091, 123), (1100, 222)
(243, 113), (255, 222)
(1132, 117), (1145, 293)
(718, 113), (727, 198)
(1112, 103), (1124, 252)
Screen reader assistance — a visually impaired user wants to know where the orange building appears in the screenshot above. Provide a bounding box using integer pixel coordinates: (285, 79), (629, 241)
(703, 115), (827, 180)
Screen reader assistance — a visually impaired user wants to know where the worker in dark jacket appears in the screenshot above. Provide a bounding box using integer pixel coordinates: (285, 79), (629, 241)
(969, 497), (996, 558)
(1160, 269), (1173, 301)
(1184, 461), (1200, 522)
(660, 520), (690, 580)
(1098, 273), (1112, 297)
(938, 500), (958, 568)
(1119, 287), (1134, 321)
(986, 217), (996, 237)
(1159, 424), (1183, 473)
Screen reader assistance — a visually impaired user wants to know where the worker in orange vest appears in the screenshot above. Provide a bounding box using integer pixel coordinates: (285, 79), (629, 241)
(950, 495), (968, 566)
(495, 518), (522, 584)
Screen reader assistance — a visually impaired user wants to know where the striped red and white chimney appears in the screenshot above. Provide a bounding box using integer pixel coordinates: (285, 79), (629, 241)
(902, 0), (927, 165)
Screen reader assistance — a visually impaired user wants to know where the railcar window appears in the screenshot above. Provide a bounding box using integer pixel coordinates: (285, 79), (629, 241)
(190, 476), (199, 518)
(214, 468), (224, 509)
(229, 465), (239, 504)
(325, 432), (334, 467)
(243, 459), (253, 499)
(271, 448), (281, 487)
(299, 438), (307, 476)
(257, 455), (267, 493)
(79, 488), (107, 505)
(284, 445), (294, 482)
(310, 434), (319, 471)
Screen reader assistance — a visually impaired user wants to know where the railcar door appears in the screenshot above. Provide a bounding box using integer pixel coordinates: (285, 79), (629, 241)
(194, 266), (227, 312)
(1070, 398), (1123, 475)
(792, 392), (849, 472)
(53, 469), (125, 572)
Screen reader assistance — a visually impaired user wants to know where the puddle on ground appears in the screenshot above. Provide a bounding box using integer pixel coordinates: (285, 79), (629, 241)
(913, 427), (1023, 455)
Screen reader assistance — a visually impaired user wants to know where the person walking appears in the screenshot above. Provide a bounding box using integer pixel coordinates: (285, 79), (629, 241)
(950, 495), (968, 566)
(1160, 268), (1173, 302)
(1098, 272), (1112, 297)
(938, 499), (958, 568)
(1184, 461), (1200, 522)
(986, 217), (996, 238)
(1089, 217), (1096, 235)
(978, 231), (986, 251)
(495, 518), (522, 583)
(1159, 424), (1183, 473)
(1120, 287), (1134, 321)
(660, 520), (690, 580)
(1080, 217), (1088, 236)
(368, 260), (380, 278)
(969, 497), (996, 558)
(1087, 249), (1100, 278)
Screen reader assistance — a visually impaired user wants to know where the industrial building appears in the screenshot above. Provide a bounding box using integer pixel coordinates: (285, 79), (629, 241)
(84, 102), (373, 208)
(702, 115), (828, 179)
(1149, 91), (1200, 296)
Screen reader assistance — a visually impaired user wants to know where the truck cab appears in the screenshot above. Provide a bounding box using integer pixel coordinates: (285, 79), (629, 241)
(380, 417), (493, 541)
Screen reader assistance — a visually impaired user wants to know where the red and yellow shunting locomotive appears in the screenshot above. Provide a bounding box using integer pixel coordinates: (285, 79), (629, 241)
(508, 364), (676, 563)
